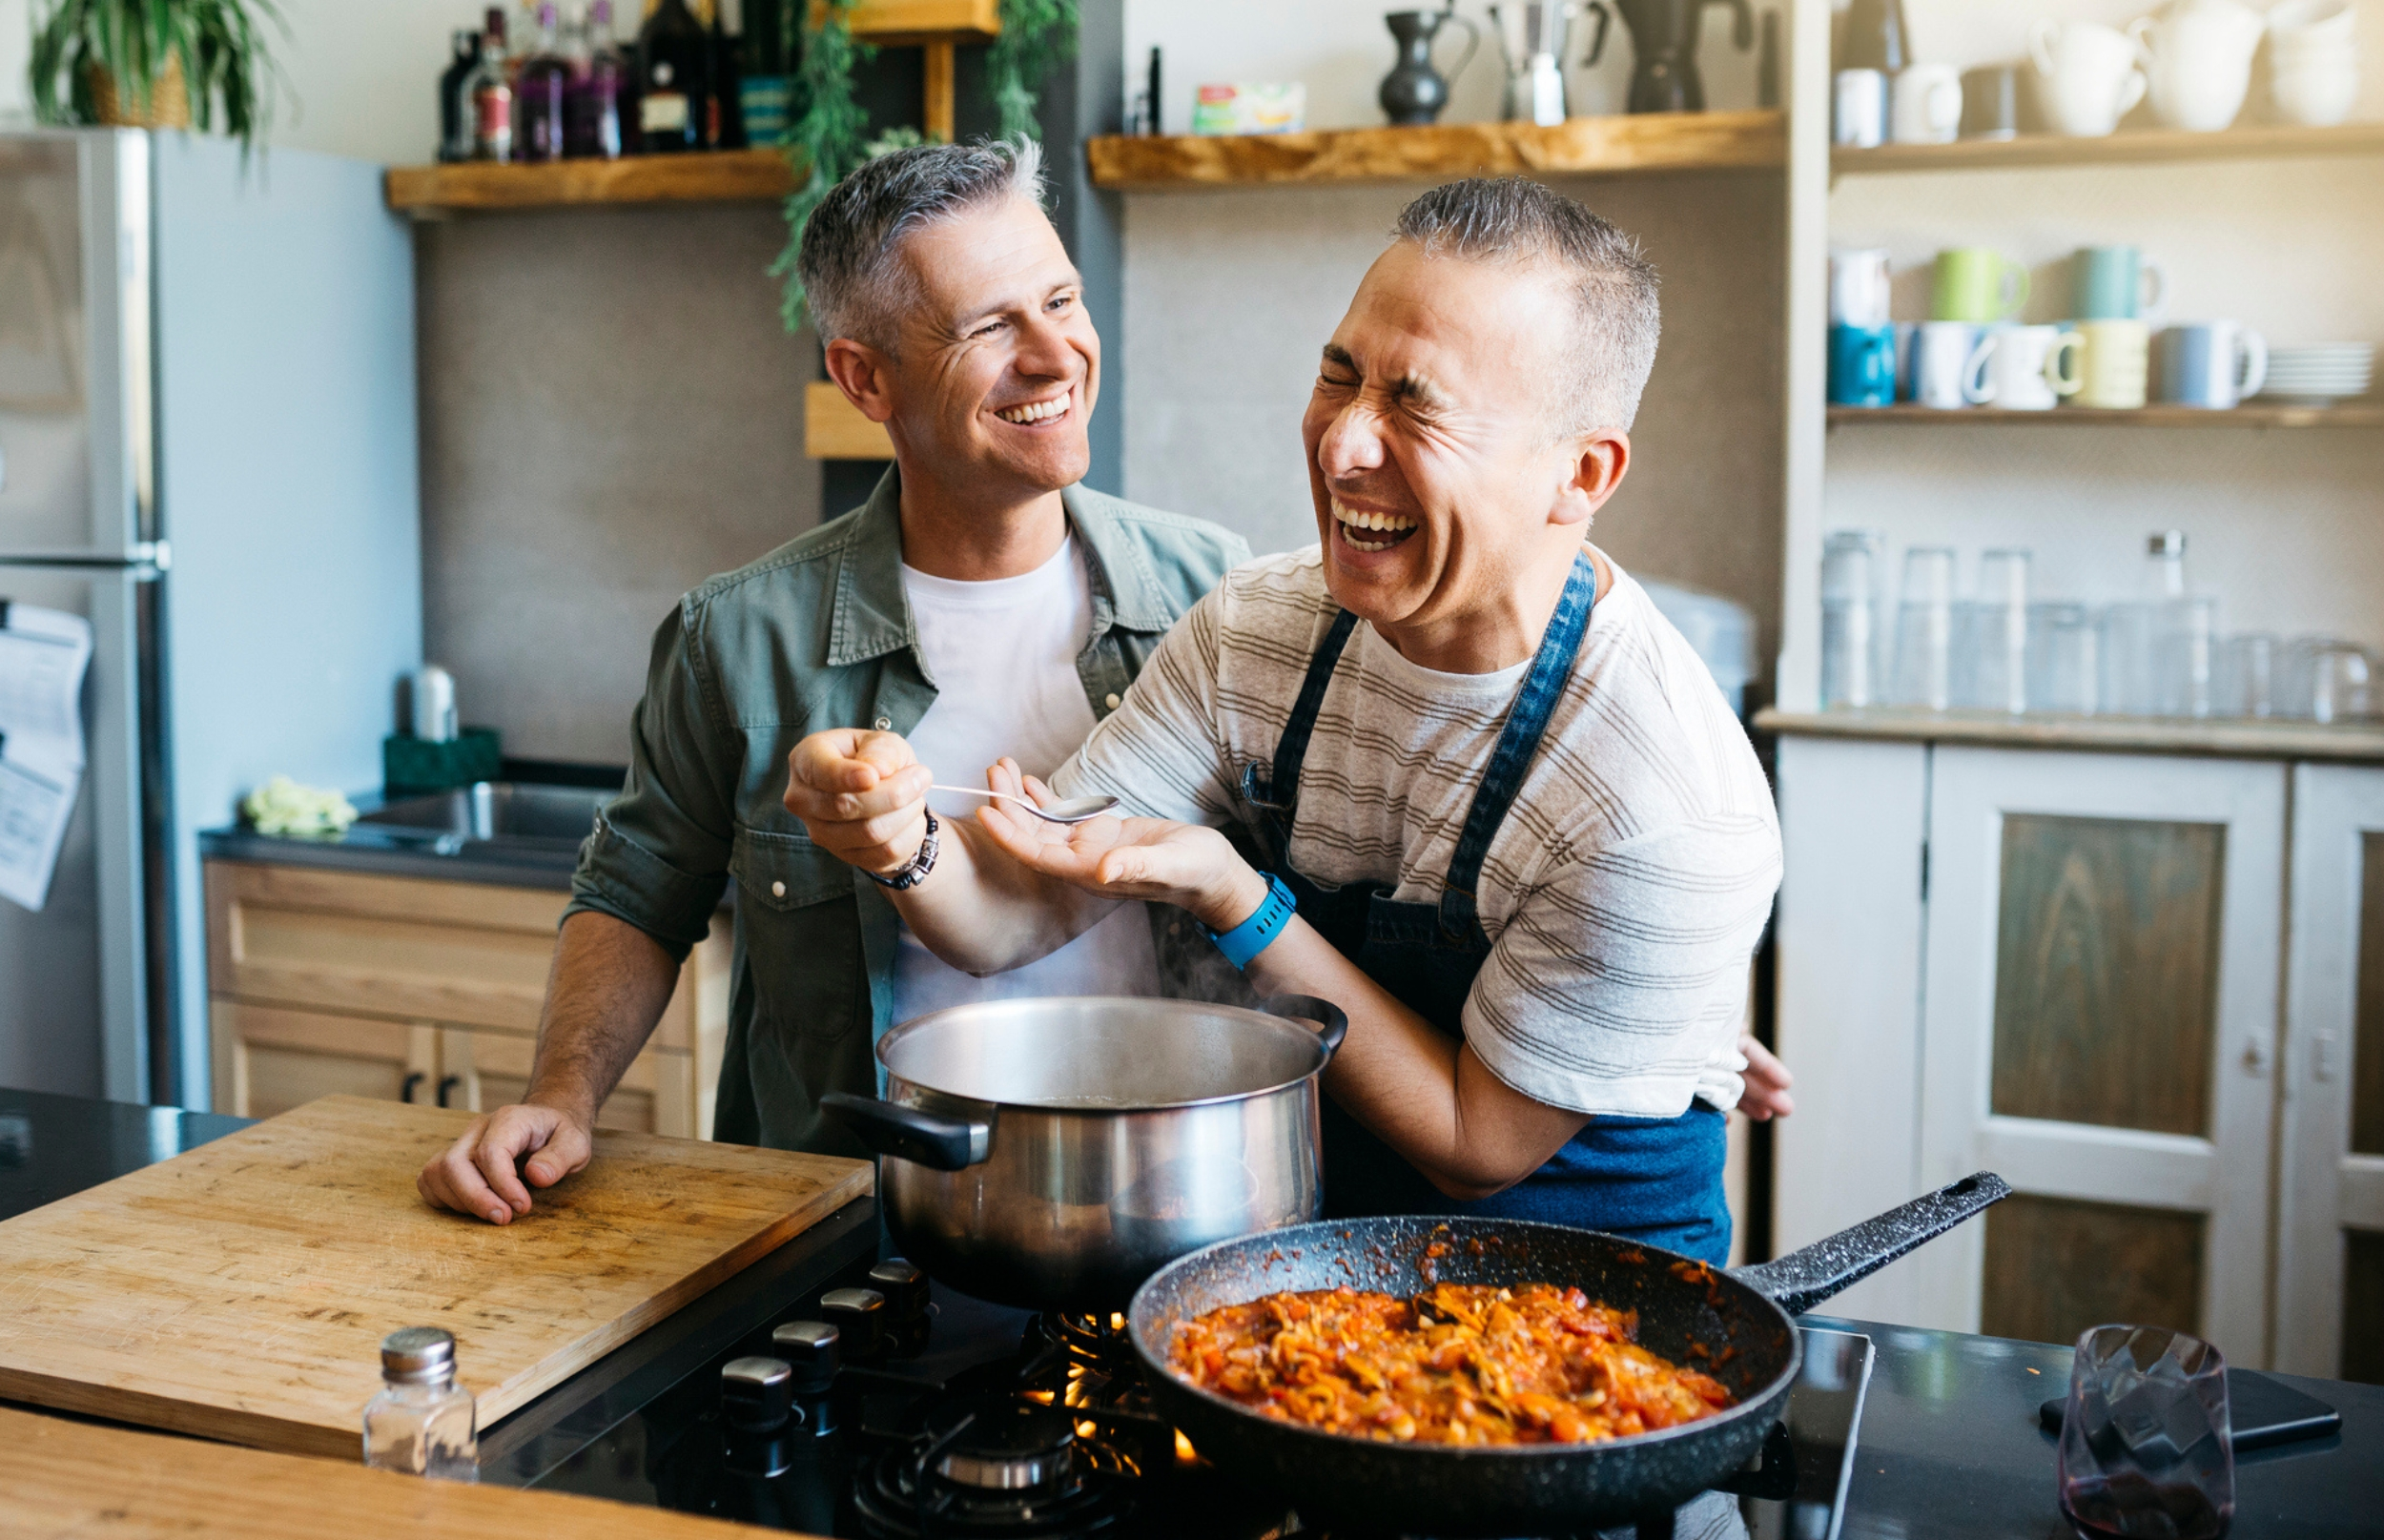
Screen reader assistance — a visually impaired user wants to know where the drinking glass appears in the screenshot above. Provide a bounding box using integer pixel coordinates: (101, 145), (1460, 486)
(2155, 596), (2220, 719)
(2099, 603), (2160, 716)
(2057, 1324), (2232, 1540)
(2031, 603), (2099, 715)
(1891, 546), (1956, 711)
(2308, 642), (2374, 724)
(1962, 549), (2030, 713)
(1821, 530), (1885, 709)
(2216, 633), (2275, 719)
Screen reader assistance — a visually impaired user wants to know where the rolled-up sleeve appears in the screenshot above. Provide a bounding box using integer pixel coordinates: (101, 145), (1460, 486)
(563, 602), (736, 959)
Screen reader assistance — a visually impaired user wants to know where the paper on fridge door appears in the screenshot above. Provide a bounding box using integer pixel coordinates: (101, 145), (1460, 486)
(0, 601), (92, 912)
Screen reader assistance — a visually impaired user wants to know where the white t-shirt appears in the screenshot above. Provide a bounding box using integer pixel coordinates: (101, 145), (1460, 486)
(894, 537), (1161, 1022)
(1052, 546), (1781, 1117)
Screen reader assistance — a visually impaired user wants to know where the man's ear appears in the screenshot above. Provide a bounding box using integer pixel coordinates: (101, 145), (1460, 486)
(823, 338), (897, 425)
(1550, 429), (1631, 529)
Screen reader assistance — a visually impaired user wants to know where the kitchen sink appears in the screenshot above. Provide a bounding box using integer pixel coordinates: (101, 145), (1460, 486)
(359, 782), (614, 846)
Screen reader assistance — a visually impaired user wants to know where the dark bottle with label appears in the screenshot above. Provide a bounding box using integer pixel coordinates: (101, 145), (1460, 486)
(709, 0), (746, 149)
(636, 0), (709, 154)
(1840, 0), (1910, 72)
(438, 30), (480, 162)
(517, 1), (570, 162)
(467, 9), (515, 163)
(565, 0), (625, 158)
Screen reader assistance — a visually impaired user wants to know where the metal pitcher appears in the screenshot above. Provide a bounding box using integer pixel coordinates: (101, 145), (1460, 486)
(1490, 1), (1581, 125)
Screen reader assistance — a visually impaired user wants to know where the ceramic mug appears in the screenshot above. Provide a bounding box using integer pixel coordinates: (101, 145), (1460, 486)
(2132, 0), (2266, 133)
(1829, 323), (1899, 407)
(2072, 246), (2167, 321)
(2072, 319), (2152, 409)
(1933, 248), (2030, 324)
(1892, 64), (1963, 145)
(1830, 247), (1894, 328)
(1965, 324), (2086, 410)
(2271, 56), (2361, 127)
(2160, 321), (2269, 407)
(1960, 63), (2024, 138)
(1835, 68), (1888, 147)
(2029, 19), (2148, 136)
(1911, 321), (1981, 409)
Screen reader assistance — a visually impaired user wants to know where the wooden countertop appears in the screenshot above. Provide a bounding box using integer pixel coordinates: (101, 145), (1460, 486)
(1756, 708), (2384, 763)
(0, 1403), (800, 1538)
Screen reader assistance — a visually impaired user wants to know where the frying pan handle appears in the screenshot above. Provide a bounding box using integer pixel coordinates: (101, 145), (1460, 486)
(1260, 994), (1348, 1057)
(1728, 1171), (2012, 1317)
(820, 1092), (992, 1171)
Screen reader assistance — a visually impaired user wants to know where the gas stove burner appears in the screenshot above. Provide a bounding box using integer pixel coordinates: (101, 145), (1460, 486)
(853, 1396), (1134, 1539)
(1029, 1311), (1145, 1383)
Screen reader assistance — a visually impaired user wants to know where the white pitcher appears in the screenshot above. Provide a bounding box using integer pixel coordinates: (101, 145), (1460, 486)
(2130, 0), (2267, 133)
(2029, 19), (2148, 136)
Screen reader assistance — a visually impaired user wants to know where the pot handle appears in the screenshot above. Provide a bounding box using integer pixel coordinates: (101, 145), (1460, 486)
(820, 1092), (992, 1172)
(1259, 993), (1349, 1057)
(1728, 1171), (2011, 1317)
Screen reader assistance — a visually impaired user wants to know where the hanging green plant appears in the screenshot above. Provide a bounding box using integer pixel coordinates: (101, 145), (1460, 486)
(28, 0), (290, 149)
(771, 0), (1079, 335)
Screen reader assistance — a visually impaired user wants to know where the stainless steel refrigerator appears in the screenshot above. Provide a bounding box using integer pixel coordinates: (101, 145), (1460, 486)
(0, 130), (421, 1109)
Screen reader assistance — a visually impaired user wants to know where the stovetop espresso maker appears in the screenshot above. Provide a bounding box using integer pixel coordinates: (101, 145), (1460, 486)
(1584, 0), (1757, 113)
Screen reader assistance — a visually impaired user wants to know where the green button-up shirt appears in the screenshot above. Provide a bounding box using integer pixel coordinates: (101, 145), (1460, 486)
(563, 468), (1251, 1153)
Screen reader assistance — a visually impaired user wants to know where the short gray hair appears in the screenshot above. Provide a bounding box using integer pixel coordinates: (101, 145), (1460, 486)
(1391, 178), (1660, 434)
(797, 137), (1049, 349)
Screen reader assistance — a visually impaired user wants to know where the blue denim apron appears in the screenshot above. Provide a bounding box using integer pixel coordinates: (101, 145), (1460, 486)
(1240, 555), (1731, 1265)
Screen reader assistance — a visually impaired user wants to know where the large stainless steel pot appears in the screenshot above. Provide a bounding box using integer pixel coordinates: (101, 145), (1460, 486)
(821, 994), (1346, 1311)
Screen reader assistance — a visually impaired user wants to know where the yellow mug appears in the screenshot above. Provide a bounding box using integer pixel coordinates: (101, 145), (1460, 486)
(2072, 318), (2150, 409)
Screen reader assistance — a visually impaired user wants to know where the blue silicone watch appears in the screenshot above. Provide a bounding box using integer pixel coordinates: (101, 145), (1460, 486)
(1208, 873), (1297, 972)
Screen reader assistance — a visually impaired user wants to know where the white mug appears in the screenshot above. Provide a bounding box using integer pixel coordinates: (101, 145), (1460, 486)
(2271, 57), (2361, 126)
(1912, 321), (1979, 409)
(2132, 0), (2267, 133)
(1830, 247), (1894, 328)
(1965, 324), (2086, 410)
(1834, 69), (1888, 148)
(2267, 0), (2358, 51)
(2029, 20), (2148, 136)
(1892, 64), (1963, 145)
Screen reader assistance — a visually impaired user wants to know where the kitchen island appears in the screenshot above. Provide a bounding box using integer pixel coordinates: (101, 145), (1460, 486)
(4, 1087), (2375, 1536)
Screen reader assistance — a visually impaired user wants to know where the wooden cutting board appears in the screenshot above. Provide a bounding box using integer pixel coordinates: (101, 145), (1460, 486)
(0, 1403), (812, 1538)
(0, 1095), (871, 1459)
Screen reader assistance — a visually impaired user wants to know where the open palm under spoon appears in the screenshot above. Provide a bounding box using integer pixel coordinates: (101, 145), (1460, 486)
(928, 785), (1121, 825)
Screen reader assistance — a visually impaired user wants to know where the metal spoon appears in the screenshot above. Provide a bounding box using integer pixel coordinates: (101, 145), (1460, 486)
(928, 785), (1121, 825)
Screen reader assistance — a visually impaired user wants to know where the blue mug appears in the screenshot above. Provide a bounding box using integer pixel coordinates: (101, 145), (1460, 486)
(1830, 323), (1899, 407)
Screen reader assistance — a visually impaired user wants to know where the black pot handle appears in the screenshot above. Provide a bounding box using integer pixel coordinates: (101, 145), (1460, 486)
(1259, 994), (1349, 1058)
(820, 1092), (992, 1172)
(1729, 1172), (2012, 1317)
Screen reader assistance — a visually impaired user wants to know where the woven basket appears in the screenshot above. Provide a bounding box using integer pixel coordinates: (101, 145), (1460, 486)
(89, 57), (192, 130)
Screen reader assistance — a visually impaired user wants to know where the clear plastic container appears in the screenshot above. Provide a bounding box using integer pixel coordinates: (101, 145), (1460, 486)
(362, 1326), (478, 1481)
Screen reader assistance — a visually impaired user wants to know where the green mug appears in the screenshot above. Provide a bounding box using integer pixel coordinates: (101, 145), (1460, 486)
(1932, 248), (2030, 323)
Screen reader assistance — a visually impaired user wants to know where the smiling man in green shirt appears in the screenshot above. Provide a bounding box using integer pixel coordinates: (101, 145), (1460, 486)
(418, 140), (1247, 1225)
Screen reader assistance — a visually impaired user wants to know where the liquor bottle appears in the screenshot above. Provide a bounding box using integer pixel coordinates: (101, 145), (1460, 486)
(564, 1), (625, 159)
(516, 1), (570, 163)
(467, 10), (516, 163)
(438, 31), (481, 162)
(1840, 0), (1911, 73)
(361, 1328), (478, 1480)
(636, 0), (709, 154)
(708, 0), (747, 149)
(738, 0), (790, 148)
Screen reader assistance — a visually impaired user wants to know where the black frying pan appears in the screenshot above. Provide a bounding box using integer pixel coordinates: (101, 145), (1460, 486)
(1127, 1172), (2011, 1537)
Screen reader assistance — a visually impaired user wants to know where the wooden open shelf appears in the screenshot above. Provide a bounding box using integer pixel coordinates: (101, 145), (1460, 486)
(1086, 109), (1783, 191)
(1831, 119), (2384, 176)
(806, 381), (894, 460)
(1757, 708), (2384, 765)
(386, 149), (799, 214)
(1828, 402), (2383, 428)
(823, 0), (998, 44)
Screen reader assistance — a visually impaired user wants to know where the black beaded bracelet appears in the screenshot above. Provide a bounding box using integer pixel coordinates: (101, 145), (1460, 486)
(866, 810), (939, 891)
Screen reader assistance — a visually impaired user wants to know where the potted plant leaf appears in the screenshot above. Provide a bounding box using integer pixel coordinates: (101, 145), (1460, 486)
(28, 0), (289, 146)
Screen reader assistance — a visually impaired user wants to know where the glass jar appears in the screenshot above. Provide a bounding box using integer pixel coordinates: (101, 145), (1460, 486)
(362, 1326), (478, 1480)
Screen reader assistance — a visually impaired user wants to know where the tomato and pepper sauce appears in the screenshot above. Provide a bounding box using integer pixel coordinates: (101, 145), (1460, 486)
(1167, 1282), (1735, 1447)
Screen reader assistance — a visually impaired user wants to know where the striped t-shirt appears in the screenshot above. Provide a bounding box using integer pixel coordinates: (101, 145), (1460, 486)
(1050, 546), (1781, 1118)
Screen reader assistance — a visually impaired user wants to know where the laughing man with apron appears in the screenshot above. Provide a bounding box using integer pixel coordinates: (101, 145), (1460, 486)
(783, 179), (1785, 1267)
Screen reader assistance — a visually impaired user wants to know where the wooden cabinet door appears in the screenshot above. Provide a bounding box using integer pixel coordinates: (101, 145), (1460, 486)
(1914, 747), (2283, 1363)
(435, 1028), (697, 1139)
(2278, 766), (2384, 1383)
(212, 1001), (438, 1121)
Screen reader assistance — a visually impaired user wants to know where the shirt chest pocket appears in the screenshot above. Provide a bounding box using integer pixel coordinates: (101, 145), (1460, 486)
(731, 826), (855, 912)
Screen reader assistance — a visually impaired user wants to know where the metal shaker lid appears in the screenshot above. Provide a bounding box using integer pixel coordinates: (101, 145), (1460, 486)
(380, 1325), (457, 1384)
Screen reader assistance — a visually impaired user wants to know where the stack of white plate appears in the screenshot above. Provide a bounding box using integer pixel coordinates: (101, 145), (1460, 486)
(2256, 343), (2375, 405)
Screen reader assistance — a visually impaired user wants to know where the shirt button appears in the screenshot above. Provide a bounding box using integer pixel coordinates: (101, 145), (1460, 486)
(1104, 692), (1121, 710)
(771, 881), (787, 898)
(873, 716), (892, 731)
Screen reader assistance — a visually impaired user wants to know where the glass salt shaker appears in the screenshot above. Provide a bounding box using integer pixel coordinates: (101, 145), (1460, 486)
(362, 1326), (478, 1480)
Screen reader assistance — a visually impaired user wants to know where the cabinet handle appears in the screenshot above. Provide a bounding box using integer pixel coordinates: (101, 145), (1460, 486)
(401, 1072), (424, 1104)
(436, 1075), (462, 1108)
